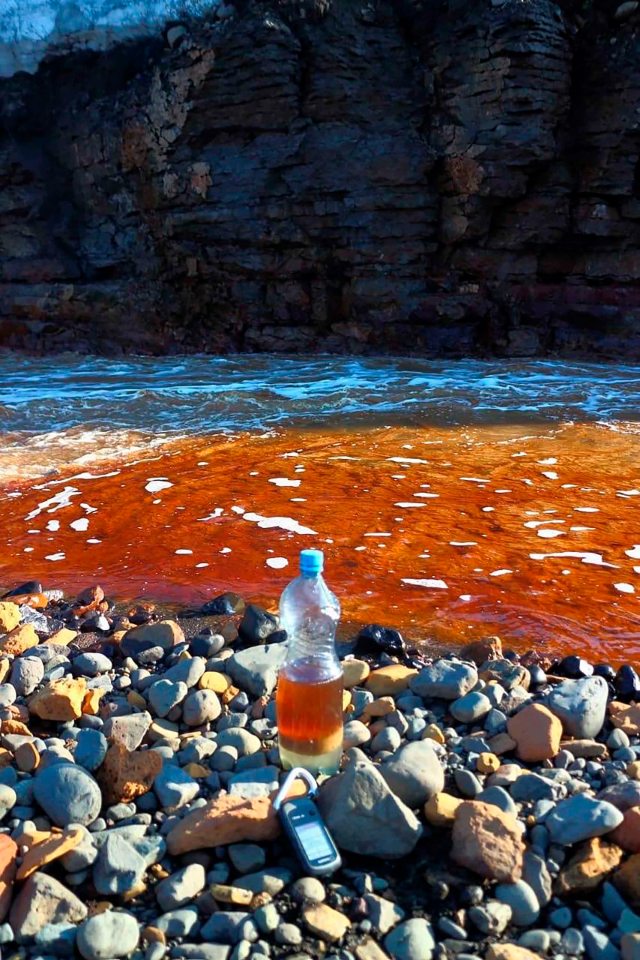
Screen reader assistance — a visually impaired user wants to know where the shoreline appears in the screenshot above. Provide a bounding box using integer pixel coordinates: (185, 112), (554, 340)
(0, 581), (637, 958)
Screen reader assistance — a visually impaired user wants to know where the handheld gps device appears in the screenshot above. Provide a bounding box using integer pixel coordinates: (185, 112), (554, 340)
(273, 768), (342, 876)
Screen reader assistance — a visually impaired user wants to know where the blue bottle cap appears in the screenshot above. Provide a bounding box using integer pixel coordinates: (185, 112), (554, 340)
(300, 548), (324, 576)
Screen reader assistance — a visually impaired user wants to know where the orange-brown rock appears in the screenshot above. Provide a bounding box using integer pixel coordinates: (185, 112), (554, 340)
(451, 801), (524, 882)
(82, 689), (105, 715)
(424, 792), (463, 827)
(0, 661), (9, 684)
(7, 593), (48, 610)
(365, 665), (417, 697)
(16, 827), (84, 881)
(610, 702), (640, 736)
(0, 835), (17, 923)
(72, 585), (104, 618)
(97, 742), (162, 804)
(507, 704), (563, 762)
(459, 636), (503, 665)
(556, 837), (625, 895)
(0, 749), (12, 769)
(302, 903), (350, 942)
(614, 852), (640, 906)
(29, 678), (87, 721)
(0, 603), (20, 635)
(361, 697), (395, 722)
(610, 807), (640, 853)
(1, 720), (32, 737)
(0, 624), (38, 656)
(487, 946), (539, 960)
(46, 628), (77, 647)
(166, 784), (305, 855)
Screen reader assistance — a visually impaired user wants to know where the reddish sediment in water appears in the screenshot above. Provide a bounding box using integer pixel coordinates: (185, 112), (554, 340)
(1, 422), (639, 664)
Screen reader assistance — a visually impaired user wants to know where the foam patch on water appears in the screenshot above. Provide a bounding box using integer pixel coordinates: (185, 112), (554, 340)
(25, 486), (80, 521)
(145, 479), (173, 493)
(395, 502), (427, 508)
(197, 508), (224, 521)
(387, 457), (429, 464)
(242, 513), (317, 535)
(266, 557), (289, 569)
(450, 541), (477, 547)
(46, 520), (60, 531)
(45, 552), (65, 561)
(70, 518), (89, 532)
(614, 582), (635, 594)
(542, 471), (559, 480)
(530, 551), (617, 568)
(537, 529), (565, 538)
(269, 478), (301, 487)
(402, 578), (448, 589)
(175, 549), (193, 555)
(491, 569), (513, 576)
(625, 546), (640, 560)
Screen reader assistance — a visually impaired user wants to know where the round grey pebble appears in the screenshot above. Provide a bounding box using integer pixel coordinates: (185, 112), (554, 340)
(216, 728), (261, 756)
(73, 653), (113, 677)
(34, 763), (102, 827)
(454, 768), (482, 798)
(291, 877), (326, 904)
(182, 689), (222, 726)
(0, 785), (16, 820)
(275, 923), (303, 946)
(10, 657), (44, 696)
(494, 880), (540, 926)
(450, 691), (492, 723)
(371, 727), (402, 754)
(228, 844), (266, 874)
(77, 910), (140, 960)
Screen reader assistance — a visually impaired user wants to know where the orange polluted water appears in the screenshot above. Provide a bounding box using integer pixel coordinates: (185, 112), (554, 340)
(276, 664), (344, 771)
(1, 419), (639, 663)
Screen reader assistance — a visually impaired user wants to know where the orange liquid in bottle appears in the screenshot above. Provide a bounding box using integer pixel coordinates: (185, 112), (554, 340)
(276, 660), (344, 774)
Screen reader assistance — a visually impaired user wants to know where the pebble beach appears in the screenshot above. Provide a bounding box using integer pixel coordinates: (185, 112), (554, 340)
(0, 584), (636, 960)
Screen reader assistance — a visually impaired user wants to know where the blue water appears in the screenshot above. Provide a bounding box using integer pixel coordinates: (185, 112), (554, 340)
(1, 355), (640, 433)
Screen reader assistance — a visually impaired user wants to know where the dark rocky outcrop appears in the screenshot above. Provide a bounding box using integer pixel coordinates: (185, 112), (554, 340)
(1, 0), (639, 356)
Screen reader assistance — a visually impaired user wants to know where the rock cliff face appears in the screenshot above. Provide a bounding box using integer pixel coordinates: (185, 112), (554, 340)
(1, 0), (639, 356)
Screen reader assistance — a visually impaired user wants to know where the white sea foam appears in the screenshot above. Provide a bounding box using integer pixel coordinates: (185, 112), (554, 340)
(402, 578), (448, 589)
(530, 551), (617, 568)
(145, 479), (173, 493)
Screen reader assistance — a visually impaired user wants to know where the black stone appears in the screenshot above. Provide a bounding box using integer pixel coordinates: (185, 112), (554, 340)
(559, 655), (594, 679)
(528, 664), (547, 686)
(238, 604), (279, 645)
(615, 665), (640, 700)
(594, 663), (616, 682)
(355, 624), (406, 657)
(190, 634), (219, 657)
(201, 592), (246, 616)
(265, 629), (287, 645)
(2, 581), (43, 598)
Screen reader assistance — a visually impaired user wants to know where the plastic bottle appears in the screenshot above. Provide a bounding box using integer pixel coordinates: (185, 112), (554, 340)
(276, 548), (343, 775)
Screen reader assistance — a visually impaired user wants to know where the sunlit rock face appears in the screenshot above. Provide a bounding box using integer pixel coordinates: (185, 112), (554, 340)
(0, 0), (232, 77)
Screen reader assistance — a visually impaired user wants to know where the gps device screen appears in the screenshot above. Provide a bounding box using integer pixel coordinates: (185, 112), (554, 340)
(294, 820), (335, 861)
